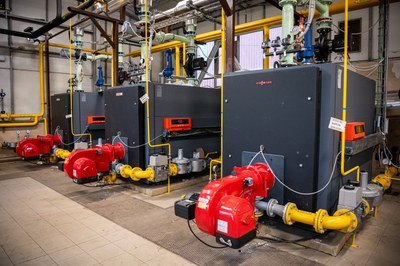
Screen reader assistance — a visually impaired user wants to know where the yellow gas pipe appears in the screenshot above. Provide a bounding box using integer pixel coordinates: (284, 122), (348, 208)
(53, 148), (71, 160)
(144, 1), (173, 193)
(340, 0), (360, 182)
(0, 43), (46, 128)
(118, 163), (177, 182)
(372, 166), (398, 191)
(259, 200), (358, 234)
(220, 8), (226, 178)
(119, 165), (155, 181)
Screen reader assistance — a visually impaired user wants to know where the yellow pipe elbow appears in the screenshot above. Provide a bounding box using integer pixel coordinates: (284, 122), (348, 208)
(284, 203), (357, 234)
(331, 209), (358, 233)
(372, 174), (392, 191)
(386, 167), (398, 178)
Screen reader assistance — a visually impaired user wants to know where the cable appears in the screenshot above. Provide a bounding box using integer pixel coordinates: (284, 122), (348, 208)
(248, 147), (341, 196)
(332, 18), (379, 35)
(187, 219), (227, 249)
(54, 125), (89, 146)
(112, 134), (163, 149)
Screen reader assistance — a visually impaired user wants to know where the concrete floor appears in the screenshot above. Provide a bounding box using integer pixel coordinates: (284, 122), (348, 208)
(0, 151), (399, 265)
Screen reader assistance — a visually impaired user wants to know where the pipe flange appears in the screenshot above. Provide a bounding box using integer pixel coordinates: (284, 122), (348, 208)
(318, 0), (332, 4)
(266, 198), (278, 217)
(361, 198), (371, 218)
(169, 163), (178, 176)
(334, 209), (358, 233)
(283, 202), (296, 225)
(279, 0), (297, 6)
(120, 164), (132, 178)
(314, 209), (328, 234)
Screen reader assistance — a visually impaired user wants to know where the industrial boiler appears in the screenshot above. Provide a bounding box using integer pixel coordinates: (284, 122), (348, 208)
(222, 63), (376, 213)
(104, 82), (220, 182)
(51, 92), (105, 151)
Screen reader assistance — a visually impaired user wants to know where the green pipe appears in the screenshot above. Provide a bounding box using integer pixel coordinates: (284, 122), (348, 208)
(316, 0), (332, 31)
(279, 0), (297, 66)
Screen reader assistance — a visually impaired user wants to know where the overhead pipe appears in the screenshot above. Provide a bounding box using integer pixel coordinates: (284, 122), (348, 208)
(0, 0), (96, 39)
(154, 0), (215, 23)
(125, 0), (397, 58)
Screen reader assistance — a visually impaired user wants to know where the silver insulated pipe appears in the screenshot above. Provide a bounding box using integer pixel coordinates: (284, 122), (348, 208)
(154, 0), (215, 23)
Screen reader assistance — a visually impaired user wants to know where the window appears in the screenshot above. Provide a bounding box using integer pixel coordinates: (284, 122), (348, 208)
(269, 26), (282, 69)
(197, 41), (219, 88)
(338, 18), (361, 53)
(238, 31), (264, 70)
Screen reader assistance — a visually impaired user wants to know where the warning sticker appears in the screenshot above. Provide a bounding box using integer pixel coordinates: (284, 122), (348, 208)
(217, 219), (228, 234)
(197, 197), (209, 209)
(328, 117), (346, 132)
(140, 94), (149, 104)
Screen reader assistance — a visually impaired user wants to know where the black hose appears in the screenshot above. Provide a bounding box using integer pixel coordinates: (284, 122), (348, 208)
(0, 0), (95, 39)
(187, 219), (227, 249)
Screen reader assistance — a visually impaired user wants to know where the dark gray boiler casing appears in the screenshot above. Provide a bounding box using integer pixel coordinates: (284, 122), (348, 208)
(50, 92), (105, 151)
(105, 83), (220, 170)
(223, 63), (375, 212)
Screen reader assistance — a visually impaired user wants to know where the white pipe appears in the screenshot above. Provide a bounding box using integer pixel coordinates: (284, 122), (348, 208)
(154, 0), (214, 23)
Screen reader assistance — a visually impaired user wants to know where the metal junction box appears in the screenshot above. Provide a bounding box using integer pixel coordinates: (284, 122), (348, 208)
(50, 92), (105, 151)
(223, 63), (375, 212)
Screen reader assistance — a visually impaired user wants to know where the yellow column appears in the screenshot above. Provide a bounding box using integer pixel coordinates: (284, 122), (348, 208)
(263, 26), (269, 69)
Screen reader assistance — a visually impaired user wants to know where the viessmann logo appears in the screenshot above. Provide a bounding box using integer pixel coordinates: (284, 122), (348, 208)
(255, 80), (272, 86)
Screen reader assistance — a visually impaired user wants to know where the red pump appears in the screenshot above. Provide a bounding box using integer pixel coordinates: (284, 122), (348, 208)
(16, 134), (61, 159)
(63, 143), (124, 183)
(195, 163), (274, 248)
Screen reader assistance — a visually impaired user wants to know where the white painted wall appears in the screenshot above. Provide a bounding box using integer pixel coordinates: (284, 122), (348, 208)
(1, 1), (400, 143)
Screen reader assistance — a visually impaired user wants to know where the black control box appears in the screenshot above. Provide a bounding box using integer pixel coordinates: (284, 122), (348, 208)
(174, 199), (197, 220)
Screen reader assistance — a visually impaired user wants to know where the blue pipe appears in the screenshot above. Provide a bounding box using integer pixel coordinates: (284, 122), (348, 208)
(162, 49), (174, 78)
(297, 24), (314, 63)
(96, 65), (104, 90)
